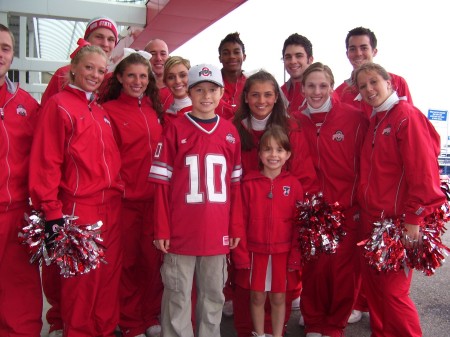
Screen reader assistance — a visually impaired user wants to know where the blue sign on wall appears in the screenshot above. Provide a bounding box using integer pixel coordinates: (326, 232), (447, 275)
(428, 109), (448, 121)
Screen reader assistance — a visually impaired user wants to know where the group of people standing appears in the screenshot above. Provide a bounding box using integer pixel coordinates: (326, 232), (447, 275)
(0, 13), (445, 337)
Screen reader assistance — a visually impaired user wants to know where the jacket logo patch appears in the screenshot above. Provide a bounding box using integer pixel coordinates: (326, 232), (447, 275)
(226, 133), (236, 144)
(382, 125), (392, 136)
(16, 104), (27, 116)
(283, 186), (291, 196)
(415, 207), (425, 215)
(103, 116), (111, 126)
(332, 130), (344, 142)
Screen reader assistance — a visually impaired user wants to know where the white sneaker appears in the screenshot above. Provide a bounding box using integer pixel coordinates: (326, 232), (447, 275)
(305, 333), (322, 337)
(251, 333), (266, 337)
(347, 309), (362, 324)
(49, 330), (63, 337)
(291, 296), (300, 310)
(135, 334), (147, 337)
(146, 324), (161, 337)
(222, 300), (234, 317)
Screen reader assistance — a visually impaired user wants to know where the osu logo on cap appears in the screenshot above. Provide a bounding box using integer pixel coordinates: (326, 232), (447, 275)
(199, 67), (212, 78)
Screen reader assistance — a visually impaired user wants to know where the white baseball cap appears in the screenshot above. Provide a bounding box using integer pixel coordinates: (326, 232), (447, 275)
(188, 64), (224, 89)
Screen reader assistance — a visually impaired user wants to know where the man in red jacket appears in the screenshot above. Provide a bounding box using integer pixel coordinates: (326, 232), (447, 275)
(334, 27), (414, 324)
(0, 23), (42, 337)
(280, 33), (314, 114)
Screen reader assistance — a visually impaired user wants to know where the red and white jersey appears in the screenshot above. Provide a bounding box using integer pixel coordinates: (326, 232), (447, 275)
(335, 72), (413, 118)
(149, 113), (243, 255)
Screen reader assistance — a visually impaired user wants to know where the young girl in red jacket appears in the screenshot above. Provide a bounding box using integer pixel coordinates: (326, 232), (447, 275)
(101, 50), (164, 337)
(232, 70), (317, 337)
(233, 125), (303, 337)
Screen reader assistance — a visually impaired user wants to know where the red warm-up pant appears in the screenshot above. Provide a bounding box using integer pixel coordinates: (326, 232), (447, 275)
(42, 262), (63, 332)
(119, 199), (163, 336)
(360, 211), (422, 337)
(60, 192), (122, 337)
(0, 205), (43, 336)
(301, 208), (360, 337)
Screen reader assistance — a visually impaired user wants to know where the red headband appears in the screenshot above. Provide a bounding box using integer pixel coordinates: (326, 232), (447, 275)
(70, 38), (91, 59)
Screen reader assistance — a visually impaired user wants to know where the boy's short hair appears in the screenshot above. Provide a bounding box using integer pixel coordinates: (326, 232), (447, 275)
(188, 64), (224, 89)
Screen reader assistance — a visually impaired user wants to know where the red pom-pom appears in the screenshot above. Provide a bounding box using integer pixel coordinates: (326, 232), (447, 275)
(19, 210), (107, 277)
(18, 210), (49, 264)
(405, 203), (450, 276)
(362, 204), (450, 276)
(295, 192), (346, 263)
(50, 215), (107, 278)
(360, 216), (405, 273)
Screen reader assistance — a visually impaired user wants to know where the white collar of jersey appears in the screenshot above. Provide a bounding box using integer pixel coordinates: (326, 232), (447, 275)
(185, 113), (220, 134)
(241, 112), (271, 131)
(373, 91), (399, 115)
(306, 96), (332, 114)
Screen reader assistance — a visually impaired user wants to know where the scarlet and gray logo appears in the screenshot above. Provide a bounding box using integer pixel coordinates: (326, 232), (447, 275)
(332, 130), (344, 142)
(16, 104), (27, 116)
(226, 133), (236, 144)
(382, 125), (392, 136)
(199, 67), (212, 77)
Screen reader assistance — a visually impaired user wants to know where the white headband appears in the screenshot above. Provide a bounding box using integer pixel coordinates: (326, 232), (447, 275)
(110, 48), (152, 72)
(122, 48), (152, 61)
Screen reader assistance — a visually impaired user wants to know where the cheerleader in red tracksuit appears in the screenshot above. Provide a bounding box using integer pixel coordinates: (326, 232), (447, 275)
(355, 62), (445, 337)
(40, 19), (119, 334)
(232, 70), (318, 337)
(233, 125), (303, 337)
(101, 50), (164, 337)
(0, 25), (42, 336)
(293, 62), (369, 337)
(29, 45), (124, 337)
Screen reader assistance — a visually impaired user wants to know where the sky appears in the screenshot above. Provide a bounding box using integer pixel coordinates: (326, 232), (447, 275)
(173, 0), (449, 130)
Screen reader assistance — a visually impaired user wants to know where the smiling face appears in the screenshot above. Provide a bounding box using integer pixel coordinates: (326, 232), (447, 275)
(86, 27), (116, 58)
(219, 41), (246, 74)
(0, 30), (14, 86)
(302, 70), (333, 109)
(356, 69), (391, 108)
(71, 51), (107, 92)
(117, 63), (149, 98)
(188, 81), (224, 119)
(165, 63), (189, 99)
(245, 80), (278, 120)
(259, 136), (291, 178)
(283, 44), (313, 82)
(346, 35), (377, 70)
(145, 39), (169, 78)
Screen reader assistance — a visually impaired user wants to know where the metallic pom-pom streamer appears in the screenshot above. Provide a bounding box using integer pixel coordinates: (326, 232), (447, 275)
(295, 192), (346, 263)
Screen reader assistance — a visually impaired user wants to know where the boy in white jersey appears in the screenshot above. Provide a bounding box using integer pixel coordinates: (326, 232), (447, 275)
(149, 63), (244, 337)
